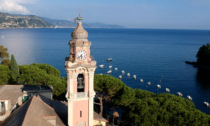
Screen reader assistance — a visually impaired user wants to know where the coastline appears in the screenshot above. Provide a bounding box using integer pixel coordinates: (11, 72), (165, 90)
(185, 61), (210, 71)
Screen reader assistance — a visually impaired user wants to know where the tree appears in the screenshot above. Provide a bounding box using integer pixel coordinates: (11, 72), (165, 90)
(18, 64), (66, 98)
(0, 45), (9, 64)
(196, 43), (210, 66)
(31, 63), (60, 77)
(94, 74), (210, 125)
(94, 74), (125, 116)
(1, 59), (11, 66)
(0, 65), (11, 85)
(10, 54), (19, 82)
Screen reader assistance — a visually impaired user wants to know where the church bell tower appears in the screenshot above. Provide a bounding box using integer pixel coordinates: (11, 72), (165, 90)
(65, 15), (96, 126)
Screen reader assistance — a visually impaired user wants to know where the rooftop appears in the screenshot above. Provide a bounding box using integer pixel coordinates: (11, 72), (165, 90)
(2, 95), (65, 126)
(0, 85), (23, 107)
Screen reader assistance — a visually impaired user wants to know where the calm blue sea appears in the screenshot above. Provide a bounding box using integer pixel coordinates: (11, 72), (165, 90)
(0, 28), (210, 114)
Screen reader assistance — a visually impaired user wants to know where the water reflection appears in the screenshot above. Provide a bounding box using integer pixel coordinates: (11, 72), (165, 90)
(0, 29), (39, 65)
(196, 68), (210, 91)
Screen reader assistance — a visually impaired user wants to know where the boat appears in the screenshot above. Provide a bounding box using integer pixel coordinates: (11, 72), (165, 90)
(157, 84), (161, 89)
(119, 75), (122, 79)
(122, 70), (125, 74)
(133, 75), (136, 79)
(204, 102), (210, 107)
(140, 79), (144, 83)
(166, 88), (170, 93)
(107, 58), (112, 61)
(177, 92), (183, 97)
(109, 65), (112, 69)
(187, 95), (192, 101)
(99, 73), (103, 75)
(127, 73), (130, 77)
(99, 64), (104, 68)
(115, 68), (118, 71)
(147, 81), (151, 85)
(107, 70), (112, 74)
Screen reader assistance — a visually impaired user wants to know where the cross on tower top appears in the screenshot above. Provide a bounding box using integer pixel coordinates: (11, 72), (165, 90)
(74, 8), (83, 22)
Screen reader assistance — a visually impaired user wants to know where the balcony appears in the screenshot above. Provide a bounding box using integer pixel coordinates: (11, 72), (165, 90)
(74, 92), (88, 98)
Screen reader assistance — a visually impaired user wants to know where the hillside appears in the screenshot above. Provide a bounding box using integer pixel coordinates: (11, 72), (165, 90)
(0, 12), (54, 28)
(42, 17), (124, 28)
(0, 12), (124, 29)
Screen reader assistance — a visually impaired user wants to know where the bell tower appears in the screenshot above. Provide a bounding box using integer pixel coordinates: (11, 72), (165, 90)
(65, 15), (96, 126)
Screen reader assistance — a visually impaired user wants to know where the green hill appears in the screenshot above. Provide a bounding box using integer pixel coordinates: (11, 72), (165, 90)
(0, 12), (54, 28)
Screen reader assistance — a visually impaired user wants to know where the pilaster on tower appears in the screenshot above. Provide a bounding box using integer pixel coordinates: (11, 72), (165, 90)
(65, 15), (96, 126)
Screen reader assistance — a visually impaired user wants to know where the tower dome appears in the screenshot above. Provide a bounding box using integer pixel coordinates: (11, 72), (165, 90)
(71, 21), (88, 39)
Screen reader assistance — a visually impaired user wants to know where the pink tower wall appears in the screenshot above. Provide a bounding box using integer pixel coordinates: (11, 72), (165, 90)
(72, 73), (90, 125)
(73, 100), (89, 125)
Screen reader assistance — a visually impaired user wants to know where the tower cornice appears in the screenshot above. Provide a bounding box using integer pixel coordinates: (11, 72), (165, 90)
(69, 40), (91, 47)
(65, 61), (97, 70)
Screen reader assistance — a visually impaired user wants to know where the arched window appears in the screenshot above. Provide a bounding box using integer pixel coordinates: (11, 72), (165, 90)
(77, 74), (84, 92)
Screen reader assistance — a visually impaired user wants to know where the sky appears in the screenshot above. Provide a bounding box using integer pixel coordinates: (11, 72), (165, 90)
(0, 0), (210, 29)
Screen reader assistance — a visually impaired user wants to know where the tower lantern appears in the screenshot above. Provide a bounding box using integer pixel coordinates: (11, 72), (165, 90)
(65, 15), (96, 126)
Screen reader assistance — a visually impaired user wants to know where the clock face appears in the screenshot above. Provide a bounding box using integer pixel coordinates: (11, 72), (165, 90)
(76, 50), (87, 60)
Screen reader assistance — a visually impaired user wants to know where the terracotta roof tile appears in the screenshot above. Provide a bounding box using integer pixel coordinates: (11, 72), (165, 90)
(2, 96), (66, 126)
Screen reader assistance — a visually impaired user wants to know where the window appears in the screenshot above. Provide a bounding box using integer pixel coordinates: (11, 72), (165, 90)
(77, 74), (84, 92)
(0, 102), (6, 116)
(80, 111), (82, 117)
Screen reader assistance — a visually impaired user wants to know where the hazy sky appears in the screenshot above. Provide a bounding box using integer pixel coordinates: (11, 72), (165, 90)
(0, 0), (210, 29)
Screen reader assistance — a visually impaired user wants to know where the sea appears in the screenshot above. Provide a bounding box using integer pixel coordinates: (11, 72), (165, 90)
(0, 28), (210, 114)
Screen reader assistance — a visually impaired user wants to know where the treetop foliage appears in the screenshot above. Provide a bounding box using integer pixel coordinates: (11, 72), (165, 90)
(1, 59), (11, 66)
(0, 65), (11, 85)
(0, 45), (9, 65)
(94, 74), (210, 125)
(197, 43), (210, 66)
(94, 74), (125, 98)
(0, 63), (66, 97)
(31, 63), (61, 77)
(10, 54), (19, 81)
(18, 63), (65, 96)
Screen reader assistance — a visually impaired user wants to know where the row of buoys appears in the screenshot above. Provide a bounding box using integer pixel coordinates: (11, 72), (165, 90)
(99, 64), (209, 107)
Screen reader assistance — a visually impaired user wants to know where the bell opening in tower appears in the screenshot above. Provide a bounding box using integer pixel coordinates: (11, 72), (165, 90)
(77, 74), (84, 92)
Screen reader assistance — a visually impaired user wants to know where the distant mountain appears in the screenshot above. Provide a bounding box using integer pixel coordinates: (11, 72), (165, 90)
(0, 12), (124, 29)
(41, 17), (76, 28)
(0, 12), (53, 28)
(42, 17), (124, 28)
